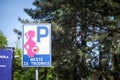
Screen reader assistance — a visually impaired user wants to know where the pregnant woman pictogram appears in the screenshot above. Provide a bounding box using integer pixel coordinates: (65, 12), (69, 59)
(24, 30), (39, 57)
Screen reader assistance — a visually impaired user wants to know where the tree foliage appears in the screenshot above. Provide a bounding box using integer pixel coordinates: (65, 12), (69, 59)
(0, 30), (7, 47)
(21, 0), (120, 80)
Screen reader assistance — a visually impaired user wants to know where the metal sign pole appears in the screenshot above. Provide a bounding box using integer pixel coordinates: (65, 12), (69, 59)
(35, 67), (38, 80)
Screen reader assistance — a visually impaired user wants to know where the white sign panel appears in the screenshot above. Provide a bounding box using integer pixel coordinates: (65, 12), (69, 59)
(22, 24), (51, 67)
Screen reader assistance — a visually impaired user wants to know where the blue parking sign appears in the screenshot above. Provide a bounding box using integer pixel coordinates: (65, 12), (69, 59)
(22, 24), (51, 67)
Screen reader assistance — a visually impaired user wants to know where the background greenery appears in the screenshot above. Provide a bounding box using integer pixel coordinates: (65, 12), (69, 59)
(0, 31), (7, 47)
(1, 0), (120, 80)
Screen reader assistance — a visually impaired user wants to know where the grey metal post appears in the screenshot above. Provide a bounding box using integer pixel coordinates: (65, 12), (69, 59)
(35, 67), (38, 80)
(56, 74), (58, 80)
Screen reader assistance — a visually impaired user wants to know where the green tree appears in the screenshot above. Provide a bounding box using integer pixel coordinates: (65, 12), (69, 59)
(13, 28), (35, 80)
(0, 30), (7, 47)
(13, 28), (22, 48)
(24, 0), (120, 80)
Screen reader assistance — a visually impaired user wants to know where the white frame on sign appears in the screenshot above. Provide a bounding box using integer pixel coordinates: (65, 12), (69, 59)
(22, 24), (51, 67)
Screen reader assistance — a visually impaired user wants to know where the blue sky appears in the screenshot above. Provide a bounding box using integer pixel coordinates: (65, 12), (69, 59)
(0, 0), (34, 48)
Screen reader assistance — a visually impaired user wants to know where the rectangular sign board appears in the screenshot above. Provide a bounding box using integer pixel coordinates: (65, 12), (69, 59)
(0, 49), (13, 80)
(22, 24), (51, 67)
